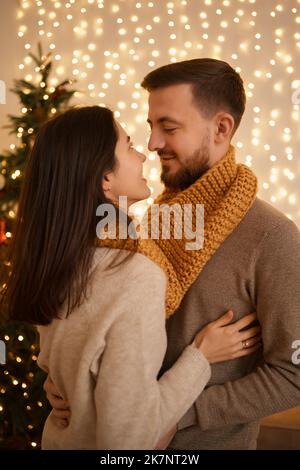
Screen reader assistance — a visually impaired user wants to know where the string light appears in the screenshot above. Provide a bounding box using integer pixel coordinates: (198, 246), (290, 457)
(15, 1), (300, 222)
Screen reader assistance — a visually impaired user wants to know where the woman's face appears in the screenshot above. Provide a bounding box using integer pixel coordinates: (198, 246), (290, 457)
(103, 121), (151, 207)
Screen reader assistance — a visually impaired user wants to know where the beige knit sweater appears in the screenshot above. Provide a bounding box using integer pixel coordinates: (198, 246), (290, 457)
(37, 248), (211, 450)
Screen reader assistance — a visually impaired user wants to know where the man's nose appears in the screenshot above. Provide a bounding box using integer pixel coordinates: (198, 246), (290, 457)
(148, 132), (165, 152)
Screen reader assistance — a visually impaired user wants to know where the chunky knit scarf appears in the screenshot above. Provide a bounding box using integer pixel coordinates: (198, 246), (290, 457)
(97, 145), (258, 318)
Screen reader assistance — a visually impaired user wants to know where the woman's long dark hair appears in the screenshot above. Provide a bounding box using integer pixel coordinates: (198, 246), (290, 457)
(2, 106), (130, 326)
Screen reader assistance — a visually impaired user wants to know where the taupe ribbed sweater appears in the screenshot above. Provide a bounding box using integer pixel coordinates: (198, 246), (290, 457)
(37, 249), (211, 450)
(162, 198), (300, 450)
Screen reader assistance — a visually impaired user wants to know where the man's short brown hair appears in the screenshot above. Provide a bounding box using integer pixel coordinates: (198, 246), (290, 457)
(141, 58), (246, 133)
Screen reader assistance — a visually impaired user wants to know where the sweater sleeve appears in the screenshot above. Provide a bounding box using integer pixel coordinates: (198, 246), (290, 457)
(91, 258), (211, 450)
(178, 218), (300, 431)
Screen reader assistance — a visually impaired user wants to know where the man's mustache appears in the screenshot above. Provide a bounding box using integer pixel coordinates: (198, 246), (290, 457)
(158, 150), (177, 158)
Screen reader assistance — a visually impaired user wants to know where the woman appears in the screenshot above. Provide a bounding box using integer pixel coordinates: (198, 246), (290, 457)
(4, 106), (260, 450)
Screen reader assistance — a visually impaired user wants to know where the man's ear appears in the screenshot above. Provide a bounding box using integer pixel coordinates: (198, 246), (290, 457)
(214, 112), (235, 143)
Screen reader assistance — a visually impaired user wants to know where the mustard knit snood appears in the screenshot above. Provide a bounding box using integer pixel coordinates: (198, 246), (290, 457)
(97, 145), (258, 317)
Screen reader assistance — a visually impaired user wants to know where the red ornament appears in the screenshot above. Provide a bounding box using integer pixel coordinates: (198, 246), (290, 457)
(0, 219), (7, 245)
(50, 87), (66, 101)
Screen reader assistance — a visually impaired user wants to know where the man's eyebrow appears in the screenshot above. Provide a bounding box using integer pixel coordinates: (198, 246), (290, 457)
(147, 117), (181, 125)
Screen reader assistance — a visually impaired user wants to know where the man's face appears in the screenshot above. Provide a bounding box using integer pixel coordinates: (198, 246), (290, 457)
(147, 83), (212, 190)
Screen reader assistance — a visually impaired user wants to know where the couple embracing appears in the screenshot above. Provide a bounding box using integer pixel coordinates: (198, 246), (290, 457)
(5, 58), (300, 450)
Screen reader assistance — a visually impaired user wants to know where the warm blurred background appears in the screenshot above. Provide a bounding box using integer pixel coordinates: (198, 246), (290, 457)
(0, 0), (299, 449)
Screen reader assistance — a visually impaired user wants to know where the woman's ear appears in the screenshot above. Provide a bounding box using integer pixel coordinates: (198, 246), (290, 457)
(102, 173), (112, 192)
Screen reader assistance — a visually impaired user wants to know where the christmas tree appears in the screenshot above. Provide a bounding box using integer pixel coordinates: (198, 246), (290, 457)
(0, 43), (76, 449)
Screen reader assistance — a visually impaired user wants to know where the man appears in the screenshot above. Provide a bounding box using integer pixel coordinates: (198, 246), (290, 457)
(45, 58), (300, 449)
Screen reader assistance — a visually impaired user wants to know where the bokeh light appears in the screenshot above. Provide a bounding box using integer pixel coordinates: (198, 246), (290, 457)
(15, 0), (300, 223)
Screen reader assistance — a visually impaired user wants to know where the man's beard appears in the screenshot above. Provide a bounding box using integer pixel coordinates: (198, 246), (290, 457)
(159, 133), (210, 191)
